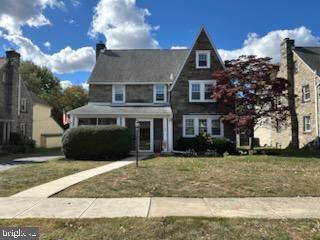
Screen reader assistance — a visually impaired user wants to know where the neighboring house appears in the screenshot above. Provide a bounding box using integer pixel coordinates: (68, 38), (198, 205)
(69, 27), (235, 153)
(0, 50), (63, 148)
(255, 38), (320, 148)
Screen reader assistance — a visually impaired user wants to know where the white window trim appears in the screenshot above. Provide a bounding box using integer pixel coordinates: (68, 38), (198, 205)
(112, 85), (126, 103)
(189, 80), (216, 102)
(153, 84), (167, 103)
(302, 84), (311, 102)
(183, 115), (224, 138)
(196, 50), (211, 69)
(303, 116), (311, 133)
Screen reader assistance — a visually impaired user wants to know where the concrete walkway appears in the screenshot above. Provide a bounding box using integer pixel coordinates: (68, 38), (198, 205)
(11, 155), (148, 198)
(0, 155), (64, 172)
(0, 197), (319, 219)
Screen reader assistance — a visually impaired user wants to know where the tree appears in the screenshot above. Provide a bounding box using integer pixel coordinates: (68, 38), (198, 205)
(212, 55), (290, 149)
(20, 61), (88, 128)
(20, 61), (61, 95)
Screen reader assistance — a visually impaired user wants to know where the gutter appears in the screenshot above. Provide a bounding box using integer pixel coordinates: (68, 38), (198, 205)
(314, 70), (320, 146)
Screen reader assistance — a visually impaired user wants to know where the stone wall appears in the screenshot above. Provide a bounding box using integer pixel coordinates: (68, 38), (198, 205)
(170, 29), (235, 147)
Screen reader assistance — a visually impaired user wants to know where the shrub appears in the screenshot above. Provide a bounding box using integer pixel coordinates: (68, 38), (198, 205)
(62, 125), (131, 160)
(177, 134), (237, 155)
(4, 132), (36, 153)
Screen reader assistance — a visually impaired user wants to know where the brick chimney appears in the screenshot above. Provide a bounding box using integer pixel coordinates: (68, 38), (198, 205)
(96, 42), (106, 60)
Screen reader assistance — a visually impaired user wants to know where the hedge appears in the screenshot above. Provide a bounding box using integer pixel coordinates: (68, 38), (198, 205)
(3, 133), (36, 154)
(177, 134), (237, 155)
(62, 125), (131, 160)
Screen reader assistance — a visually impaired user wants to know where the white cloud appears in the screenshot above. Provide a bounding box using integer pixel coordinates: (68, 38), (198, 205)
(171, 46), (188, 50)
(2, 33), (95, 73)
(0, 0), (95, 74)
(82, 82), (89, 90)
(218, 26), (320, 62)
(89, 0), (159, 49)
(70, 0), (80, 7)
(43, 41), (51, 49)
(60, 80), (73, 89)
(0, 0), (64, 35)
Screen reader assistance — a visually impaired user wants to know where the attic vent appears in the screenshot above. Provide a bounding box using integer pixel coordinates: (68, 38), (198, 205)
(170, 73), (174, 81)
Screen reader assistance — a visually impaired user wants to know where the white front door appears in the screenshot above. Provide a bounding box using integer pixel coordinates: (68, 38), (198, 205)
(137, 119), (153, 152)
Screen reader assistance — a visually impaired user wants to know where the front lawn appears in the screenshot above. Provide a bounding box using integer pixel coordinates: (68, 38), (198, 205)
(0, 159), (110, 197)
(0, 218), (319, 239)
(56, 154), (320, 198)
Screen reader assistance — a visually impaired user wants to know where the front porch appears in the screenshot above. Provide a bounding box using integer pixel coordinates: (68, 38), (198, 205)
(68, 104), (173, 153)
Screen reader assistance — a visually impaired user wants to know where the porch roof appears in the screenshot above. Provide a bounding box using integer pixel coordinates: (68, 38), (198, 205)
(68, 104), (173, 117)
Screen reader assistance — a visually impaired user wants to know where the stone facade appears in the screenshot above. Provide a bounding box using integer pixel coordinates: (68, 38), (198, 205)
(170, 29), (235, 147)
(0, 50), (34, 143)
(256, 39), (320, 148)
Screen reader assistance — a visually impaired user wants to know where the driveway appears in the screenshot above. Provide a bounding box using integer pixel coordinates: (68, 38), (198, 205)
(0, 155), (64, 172)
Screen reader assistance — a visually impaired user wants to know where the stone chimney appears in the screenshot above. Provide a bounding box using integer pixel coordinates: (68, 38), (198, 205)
(280, 38), (299, 148)
(6, 49), (20, 64)
(96, 42), (106, 60)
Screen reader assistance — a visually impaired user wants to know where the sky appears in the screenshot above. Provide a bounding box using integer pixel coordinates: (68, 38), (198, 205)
(0, 0), (320, 89)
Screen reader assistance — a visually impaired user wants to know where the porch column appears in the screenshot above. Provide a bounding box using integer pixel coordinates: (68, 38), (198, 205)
(163, 118), (168, 152)
(168, 118), (173, 152)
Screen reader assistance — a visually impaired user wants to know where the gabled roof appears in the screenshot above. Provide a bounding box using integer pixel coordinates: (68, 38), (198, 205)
(294, 47), (320, 74)
(88, 49), (189, 84)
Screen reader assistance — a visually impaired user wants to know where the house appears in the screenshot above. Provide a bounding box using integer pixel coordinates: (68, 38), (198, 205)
(0, 50), (63, 148)
(68, 27), (235, 152)
(255, 38), (320, 148)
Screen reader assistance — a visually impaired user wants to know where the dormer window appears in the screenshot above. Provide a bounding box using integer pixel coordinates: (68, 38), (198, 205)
(112, 85), (125, 103)
(196, 50), (210, 69)
(154, 85), (167, 103)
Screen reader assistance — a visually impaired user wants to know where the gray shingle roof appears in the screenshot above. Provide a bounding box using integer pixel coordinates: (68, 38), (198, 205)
(88, 49), (189, 84)
(69, 104), (172, 116)
(0, 58), (7, 70)
(294, 47), (320, 74)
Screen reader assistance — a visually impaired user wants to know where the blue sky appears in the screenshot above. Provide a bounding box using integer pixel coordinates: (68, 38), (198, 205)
(0, 0), (320, 88)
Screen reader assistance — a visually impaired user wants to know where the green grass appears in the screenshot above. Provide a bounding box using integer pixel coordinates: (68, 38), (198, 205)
(0, 218), (320, 239)
(0, 159), (110, 197)
(56, 154), (320, 198)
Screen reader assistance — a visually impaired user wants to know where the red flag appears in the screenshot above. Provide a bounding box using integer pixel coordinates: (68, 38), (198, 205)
(63, 110), (71, 125)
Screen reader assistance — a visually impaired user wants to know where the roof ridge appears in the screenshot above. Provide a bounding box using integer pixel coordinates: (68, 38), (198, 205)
(105, 49), (189, 51)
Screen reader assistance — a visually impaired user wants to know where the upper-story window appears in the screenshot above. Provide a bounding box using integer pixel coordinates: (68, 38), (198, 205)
(302, 85), (310, 102)
(196, 50), (211, 69)
(189, 80), (216, 102)
(21, 98), (27, 113)
(154, 85), (167, 103)
(112, 85), (125, 103)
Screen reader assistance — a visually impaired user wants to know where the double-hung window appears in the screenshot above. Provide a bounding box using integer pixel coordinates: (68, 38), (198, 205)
(21, 98), (27, 113)
(302, 85), (310, 102)
(183, 116), (223, 137)
(196, 50), (211, 69)
(154, 85), (167, 103)
(189, 80), (216, 102)
(303, 116), (311, 133)
(112, 85), (125, 103)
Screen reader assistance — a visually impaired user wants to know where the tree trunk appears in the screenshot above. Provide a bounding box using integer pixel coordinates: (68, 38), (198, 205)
(249, 128), (254, 150)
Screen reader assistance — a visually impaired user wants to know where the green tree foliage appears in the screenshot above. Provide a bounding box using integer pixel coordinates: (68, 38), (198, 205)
(20, 61), (88, 128)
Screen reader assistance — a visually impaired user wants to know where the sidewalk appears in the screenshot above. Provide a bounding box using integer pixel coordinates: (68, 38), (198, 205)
(11, 155), (149, 198)
(1, 197), (320, 219)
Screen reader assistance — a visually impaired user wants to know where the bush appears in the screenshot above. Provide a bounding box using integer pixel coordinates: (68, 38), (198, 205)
(62, 125), (131, 160)
(4, 133), (36, 153)
(177, 134), (237, 155)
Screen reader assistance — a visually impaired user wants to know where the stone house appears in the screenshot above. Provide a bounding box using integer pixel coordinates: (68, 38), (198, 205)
(0, 50), (63, 148)
(69, 27), (235, 153)
(255, 38), (320, 148)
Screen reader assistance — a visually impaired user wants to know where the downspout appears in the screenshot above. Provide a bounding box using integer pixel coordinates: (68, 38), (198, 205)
(314, 70), (320, 146)
(17, 73), (21, 116)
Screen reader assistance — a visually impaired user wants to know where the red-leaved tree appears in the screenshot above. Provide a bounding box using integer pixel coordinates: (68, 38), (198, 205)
(212, 55), (290, 149)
